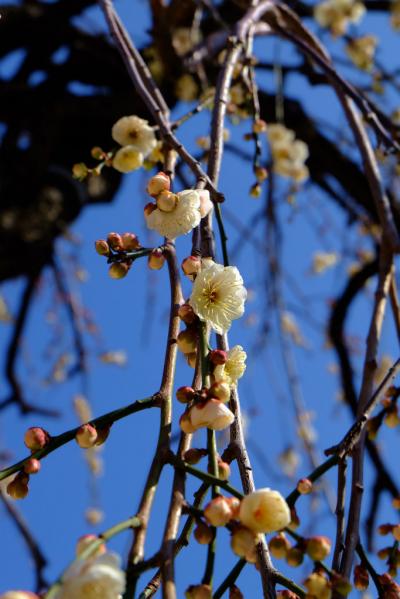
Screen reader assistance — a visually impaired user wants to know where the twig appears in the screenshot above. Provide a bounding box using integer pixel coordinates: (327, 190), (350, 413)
(213, 559), (246, 599)
(331, 459), (347, 572)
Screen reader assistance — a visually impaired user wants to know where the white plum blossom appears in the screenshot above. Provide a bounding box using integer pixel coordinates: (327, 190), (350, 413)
(239, 488), (291, 534)
(213, 345), (247, 387)
(54, 552), (125, 599)
(189, 261), (247, 334)
(112, 147), (143, 173)
(145, 189), (201, 239)
(190, 399), (234, 431)
(111, 115), (156, 156)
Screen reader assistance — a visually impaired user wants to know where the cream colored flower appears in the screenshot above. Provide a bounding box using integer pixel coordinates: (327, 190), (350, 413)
(190, 399), (234, 431)
(190, 261), (247, 334)
(345, 35), (377, 71)
(314, 0), (365, 36)
(111, 115), (156, 156)
(267, 124), (295, 144)
(145, 189), (201, 239)
(54, 552), (125, 599)
(112, 146), (143, 173)
(214, 345), (247, 387)
(267, 125), (309, 183)
(239, 488), (291, 534)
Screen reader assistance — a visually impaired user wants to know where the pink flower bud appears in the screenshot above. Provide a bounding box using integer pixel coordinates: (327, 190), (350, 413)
(156, 190), (178, 213)
(239, 488), (291, 534)
(148, 248), (165, 270)
(108, 262), (129, 279)
(181, 256), (202, 279)
(23, 458), (41, 475)
(6, 473), (29, 500)
(146, 172), (170, 197)
(269, 533), (291, 559)
(194, 521), (214, 545)
(190, 399), (234, 431)
(199, 190), (213, 218)
(209, 350), (227, 366)
(75, 424), (98, 449)
(107, 232), (123, 251)
(24, 427), (50, 451)
(231, 526), (258, 563)
(179, 411), (196, 434)
(209, 381), (231, 403)
(75, 534), (106, 558)
(144, 202), (157, 217)
(176, 386), (195, 404)
(204, 496), (234, 527)
(183, 448), (207, 464)
(306, 536), (331, 561)
(177, 329), (198, 354)
(297, 478), (313, 495)
(185, 585), (212, 599)
(178, 303), (197, 325)
(121, 232), (140, 250)
(95, 239), (110, 256)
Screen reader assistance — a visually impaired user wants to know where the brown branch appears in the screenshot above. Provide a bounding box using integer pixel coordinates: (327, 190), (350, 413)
(331, 459), (347, 572)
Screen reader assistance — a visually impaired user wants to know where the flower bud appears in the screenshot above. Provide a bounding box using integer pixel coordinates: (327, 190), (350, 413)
(269, 533), (291, 559)
(250, 183), (262, 198)
(176, 386), (196, 404)
(229, 586), (244, 599)
(286, 546), (304, 567)
(226, 497), (241, 519)
(75, 534), (106, 558)
(177, 329), (198, 355)
(199, 190), (213, 218)
(186, 352), (198, 368)
(194, 521), (214, 545)
(107, 232), (123, 251)
(23, 458), (41, 475)
(75, 424), (98, 448)
(354, 565), (369, 591)
(209, 350), (227, 366)
(7, 473), (29, 500)
(239, 488), (291, 534)
(304, 572), (331, 598)
(231, 526), (258, 563)
(95, 425), (111, 446)
(156, 190), (178, 213)
(217, 459), (231, 481)
(24, 427), (50, 451)
(209, 381), (231, 403)
(297, 478), (313, 495)
(331, 573), (352, 596)
(179, 411), (197, 434)
(255, 166), (268, 182)
(144, 202), (157, 217)
(253, 119), (267, 134)
(148, 248), (165, 270)
(178, 303), (197, 325)
(377, 547), (390, 559)
(108, 262), (129, 279)
(204, 496), (234, 527)
(182, 256), (202, 279)
(185, 585), (212, 599)
(190, 399), (234, 431)
(183, 448), (207, 464)
(392, 496), (400, 509)
(121, 232), (140, 250)
(378, 523), (393, 535)
(72, 162), (88, 180)
(384, 406), (400, 428)
(112, 146), (143, 173)
(95, 239), (110, 256)
(276, 592), (300, 599)
(91, 146), (104, 160)
(306, 536), (332, 561)
(146, 172), (170, 197)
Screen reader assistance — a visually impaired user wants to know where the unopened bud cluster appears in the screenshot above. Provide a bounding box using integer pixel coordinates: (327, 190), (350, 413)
(6, 427), (51, 500)
(95, 231), (142, 279)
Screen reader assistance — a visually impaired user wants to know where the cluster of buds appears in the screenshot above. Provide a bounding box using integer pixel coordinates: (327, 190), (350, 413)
(270, 533), (331, 568)
(95, 231), (142, 279)
(6, 427), (51, 499)
(314, 0), (365, 36)
(75, 423), (111, 449)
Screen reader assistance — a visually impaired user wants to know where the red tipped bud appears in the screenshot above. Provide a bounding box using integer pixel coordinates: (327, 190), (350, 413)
(354, 565), (369, 591)
(148, 248), (165, 270)
(75, 424), (98, 449)
(108, 262), (129, 279)
(181, 256), (202, 279)
(7, 473), (29, 500)
(204, 496), (235, 527)
(178, 303), (197, 325)
(176, 386), (196, 404)
(107, 232), (123, 251)
(269, 533), (291, 559)
(23, 458), (41, 475)
(121, 232), (140, 250)
(95, 239), (110, 256)
(24, 427), (50, 451)
(177, 329), (198, 354)
(209, 381), (230, 403)
(183, 448), (207, 464)
(144, 202), (157, 217)
(209, 349), (227, 366)
(306, 536), (331, 561)
(146, 172), (170, 197)
(297, 478), (313, 495)
(156, 190), (177, 213)
(194, 521), (214, 545)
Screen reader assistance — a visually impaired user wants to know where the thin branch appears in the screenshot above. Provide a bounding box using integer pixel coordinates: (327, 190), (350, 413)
(331, 459), (347, 572)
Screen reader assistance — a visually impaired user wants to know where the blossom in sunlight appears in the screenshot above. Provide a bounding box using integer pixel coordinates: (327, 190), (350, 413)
(54, 552), (125, 599)
(267, 125), (309, 183)
(112, 147), (143, 173)
(111, 115), (156, 156)
(213, 345), (247, 387)
(239, 488), (291, 534)
(189, 261), (247, 334)
(145, 189), (201, 239)
(189, 399), (235, 431)
(345, 35), (377, 71)
(314, 0), (365, 36)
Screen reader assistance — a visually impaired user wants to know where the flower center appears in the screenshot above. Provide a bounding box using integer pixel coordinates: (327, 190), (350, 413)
(203, 287), (218, 307)
(129, 129), (139, 140)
